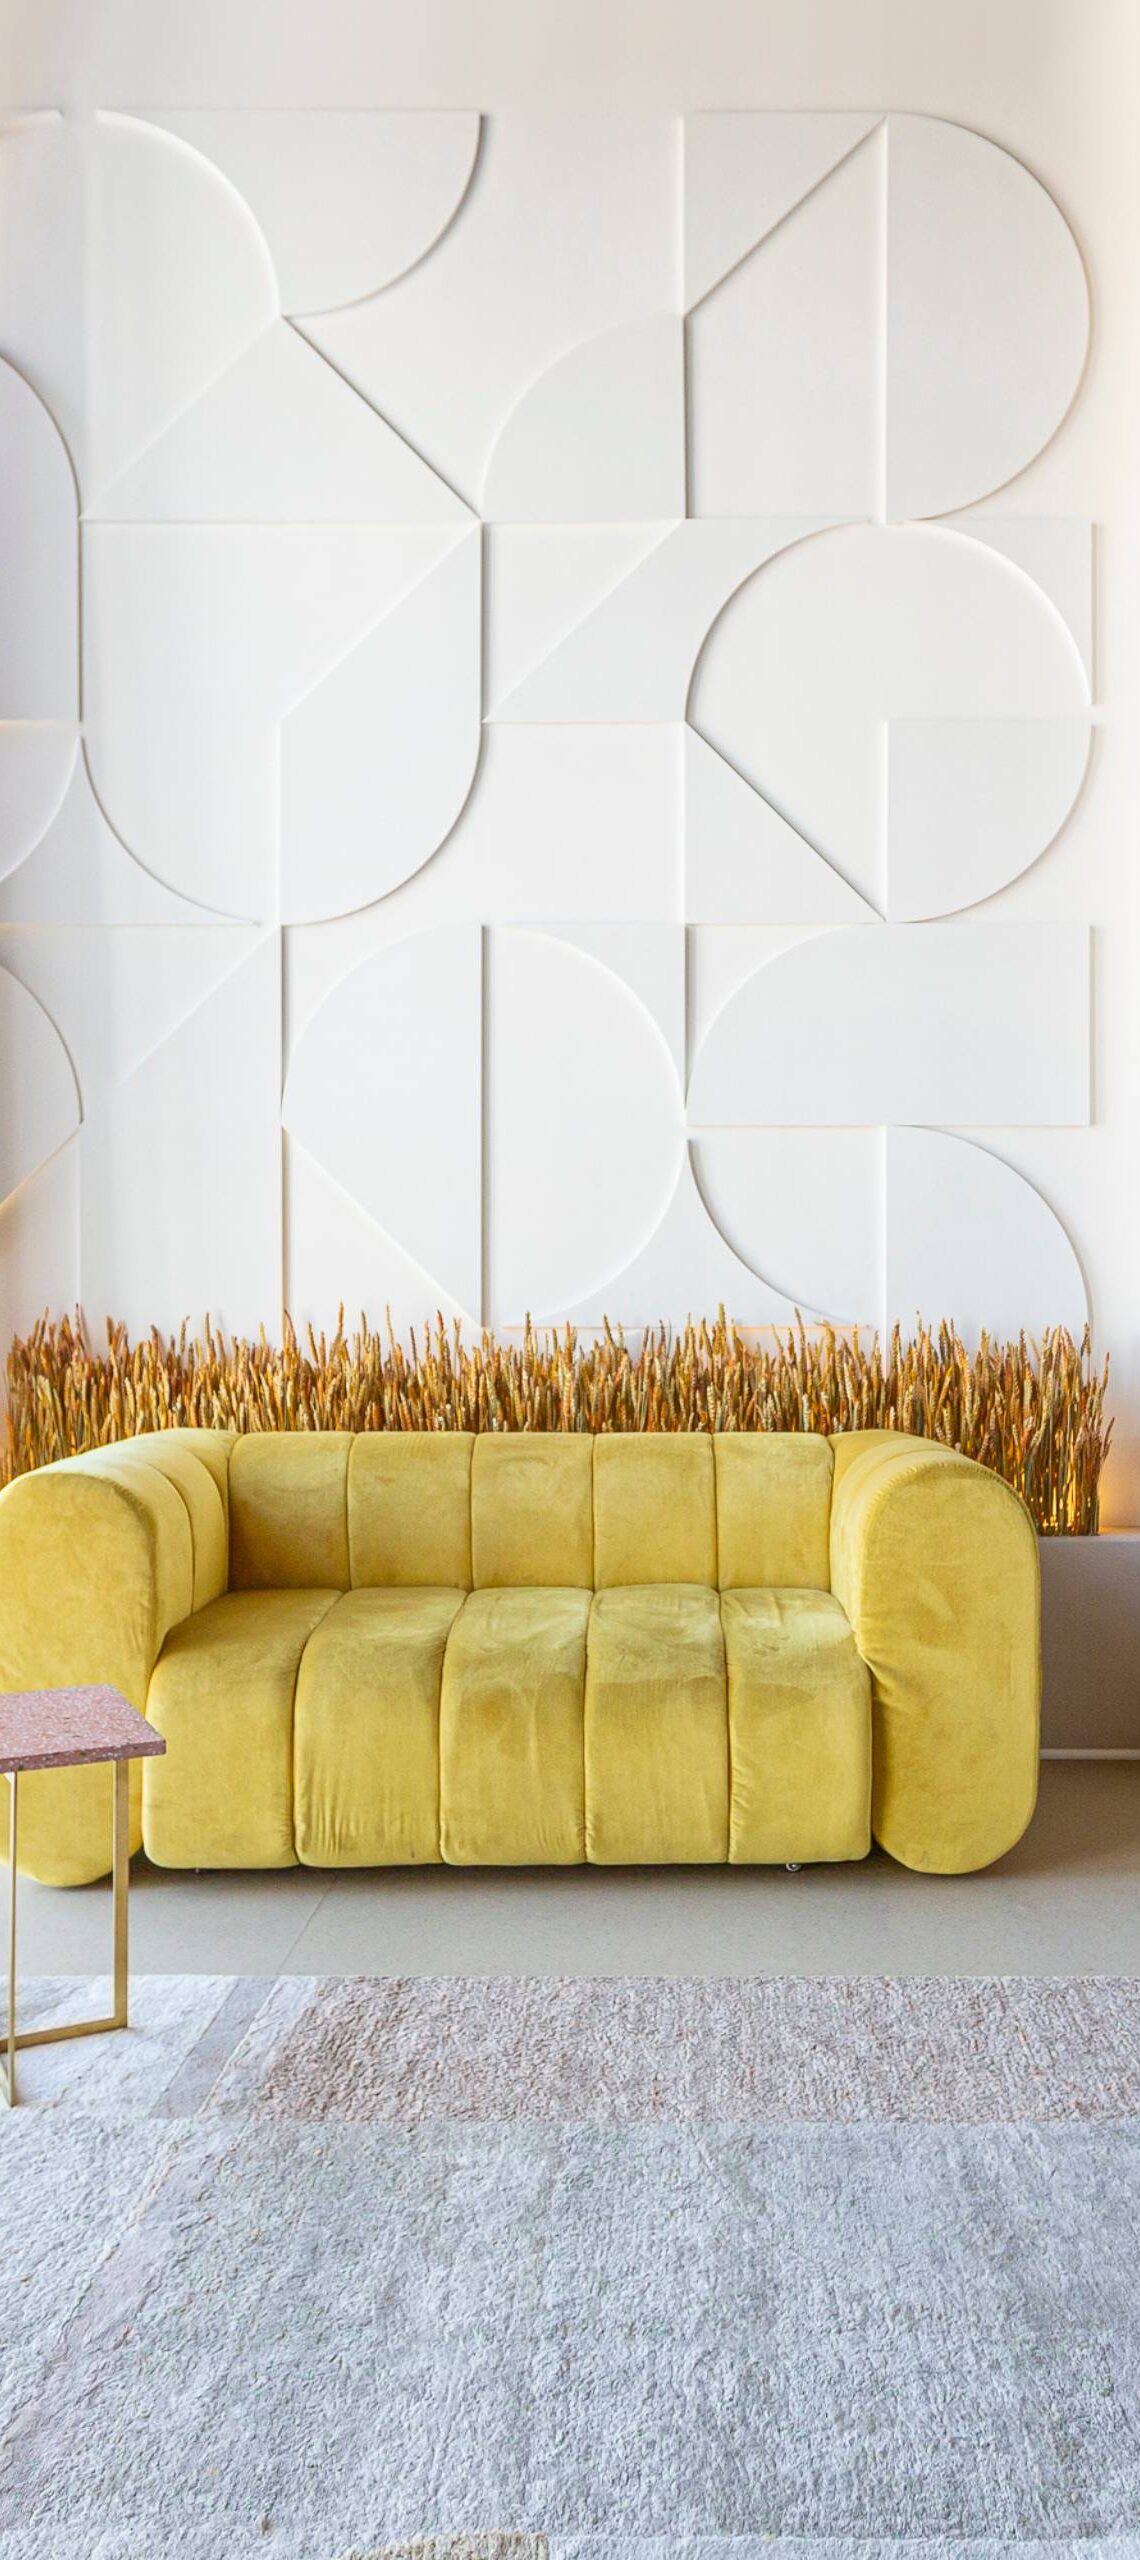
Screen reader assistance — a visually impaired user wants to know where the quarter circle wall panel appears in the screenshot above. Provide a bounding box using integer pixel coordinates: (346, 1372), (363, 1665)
(0, 725), (79, 884)
(687, 925), (822, 1066)
(887, 716), (1092, 920)
(142, 111), (482, 315)
(683, 110), (881, 310)
(0, 962), (81, 1202)
(487, 927), (683, 1323)
(545, 924), (686, 1076)
(885, 114), (1090, 520)
(481, 316), (684, 522)
(693, 1129), (883, 1325)
(944, 517), (1094, 686)
(282, 925), (482, 1321)
(886, 1127), (1089, 1342)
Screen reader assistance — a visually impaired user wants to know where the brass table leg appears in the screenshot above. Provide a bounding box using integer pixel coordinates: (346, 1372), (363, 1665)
(112, 1757), (129, 2029)
(3, 1772), (15, 2107)
(2, 1760), (132, 2108)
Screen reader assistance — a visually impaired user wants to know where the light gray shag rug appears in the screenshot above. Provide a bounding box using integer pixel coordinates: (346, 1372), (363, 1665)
(346, 2542), (545, 2559)
(3, 1973), (1140, 2557)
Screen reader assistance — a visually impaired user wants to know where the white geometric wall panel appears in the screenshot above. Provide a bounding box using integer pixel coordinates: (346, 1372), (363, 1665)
(304, 113), (679, 509)
(0, 1142), (79, 1375)
(946, 518), (1094, 686)
(82, 524), (477, 920)
(0, 94), (1101, 1353)
(0, 725), (78, 886)
(694, 1129), (884, 1324)
(91, 322), (474, 526)
(0, 112), (278, 506)
(683, 113), (881, 311)
(883, 116), (1089, 522)
(557, 1150), (807, 1334)
(688, 127), (884, 518)
(684, 732), (875, 925)
(487, 928), (683, 1322)
(77, 936), (283, 1335)
(687, 924), (1089, 1128)
(0, 923), (264, 1110)
(689, 523), (1091, 918)
(692, 1124), (1089, 1339)
(482, 318), (686, 523)
(141, 112), (482, 313)
(492, 519), (828, 724)
(686, 113), (1089, 522)
(0, 358), (77, 720)
(284, 1135), (473, 1339)
(486, 527), (669, 710)
(884, 1129), (1088, 1342)
(283, 927), (482, 1319)
(0, 754), (217, 926)
(0, 964), (80, 1202)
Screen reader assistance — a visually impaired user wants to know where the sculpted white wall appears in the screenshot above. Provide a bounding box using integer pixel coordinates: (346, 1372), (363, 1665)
(0, 0), (1135, 1517)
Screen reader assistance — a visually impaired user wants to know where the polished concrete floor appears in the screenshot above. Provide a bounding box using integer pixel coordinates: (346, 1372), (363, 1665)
(14, 1761), (1140, 1981)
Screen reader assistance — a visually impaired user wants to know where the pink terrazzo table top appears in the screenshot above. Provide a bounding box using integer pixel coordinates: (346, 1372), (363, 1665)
(0, 1685), (166, 1774)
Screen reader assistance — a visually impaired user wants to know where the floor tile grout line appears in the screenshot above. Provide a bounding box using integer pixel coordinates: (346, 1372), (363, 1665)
(271, 1870), (339, 1978)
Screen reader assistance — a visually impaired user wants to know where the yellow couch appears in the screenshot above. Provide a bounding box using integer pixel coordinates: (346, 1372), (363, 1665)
(0, 1426), (1040, 1885)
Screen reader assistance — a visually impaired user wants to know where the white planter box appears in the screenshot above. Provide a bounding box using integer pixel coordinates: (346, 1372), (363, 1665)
(1039, 1530), (1140, 1753)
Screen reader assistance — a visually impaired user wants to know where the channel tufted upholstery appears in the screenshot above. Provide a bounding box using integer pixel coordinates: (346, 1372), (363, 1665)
(0, 1426), (1040, 1883)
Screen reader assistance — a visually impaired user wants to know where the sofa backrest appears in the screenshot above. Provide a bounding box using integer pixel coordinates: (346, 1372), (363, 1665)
(225, 1429), (835, 1592)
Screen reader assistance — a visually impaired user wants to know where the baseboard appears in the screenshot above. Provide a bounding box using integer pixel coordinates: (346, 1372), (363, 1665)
(1040, 1746), (1140, 1760)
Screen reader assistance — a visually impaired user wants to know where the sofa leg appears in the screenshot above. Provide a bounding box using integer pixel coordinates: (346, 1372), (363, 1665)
(785, 1861), (803, 1873)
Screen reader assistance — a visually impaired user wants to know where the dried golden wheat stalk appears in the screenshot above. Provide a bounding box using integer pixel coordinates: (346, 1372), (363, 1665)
(1, 1309), (1112, 1534)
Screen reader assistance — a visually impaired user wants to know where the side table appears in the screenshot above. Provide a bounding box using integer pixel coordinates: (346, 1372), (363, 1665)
(1, 1684), (166, 2106)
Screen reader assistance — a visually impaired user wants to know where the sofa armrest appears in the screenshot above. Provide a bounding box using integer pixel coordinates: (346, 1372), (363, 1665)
(829, 1431), (1040, 1874)
(0, 1431), (232, 1884)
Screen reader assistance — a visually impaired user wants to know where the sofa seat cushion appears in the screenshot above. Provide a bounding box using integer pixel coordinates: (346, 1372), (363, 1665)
(440, 1587), (591, 1864)
(585, 1584), (728, 1863)
(145, 1590), (339, 1868)
(295, 1587), (466, 1867)
(722, 1589), (871, 1864)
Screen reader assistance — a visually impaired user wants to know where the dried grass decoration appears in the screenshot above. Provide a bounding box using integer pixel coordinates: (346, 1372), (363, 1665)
(2, 1309), (1111, 1536)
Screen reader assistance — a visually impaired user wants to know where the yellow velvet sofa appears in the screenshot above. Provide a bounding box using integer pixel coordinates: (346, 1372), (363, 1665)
(0, 1425), (1040, 1886)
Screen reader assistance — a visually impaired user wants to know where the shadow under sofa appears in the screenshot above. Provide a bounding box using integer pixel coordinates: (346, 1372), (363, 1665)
(0, 1426), (1040, 1886)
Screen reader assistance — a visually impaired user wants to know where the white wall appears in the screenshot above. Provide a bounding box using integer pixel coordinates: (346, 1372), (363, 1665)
(1, 0), (1138, 1519)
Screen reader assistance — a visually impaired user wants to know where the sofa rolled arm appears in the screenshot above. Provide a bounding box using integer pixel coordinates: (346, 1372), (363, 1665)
(0, 1431), (231, 1885)
(829, 1431), (1040, 1874)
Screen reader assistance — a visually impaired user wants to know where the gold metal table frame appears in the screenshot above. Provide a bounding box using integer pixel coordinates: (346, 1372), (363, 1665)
(3, 1759), (131, 2108)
